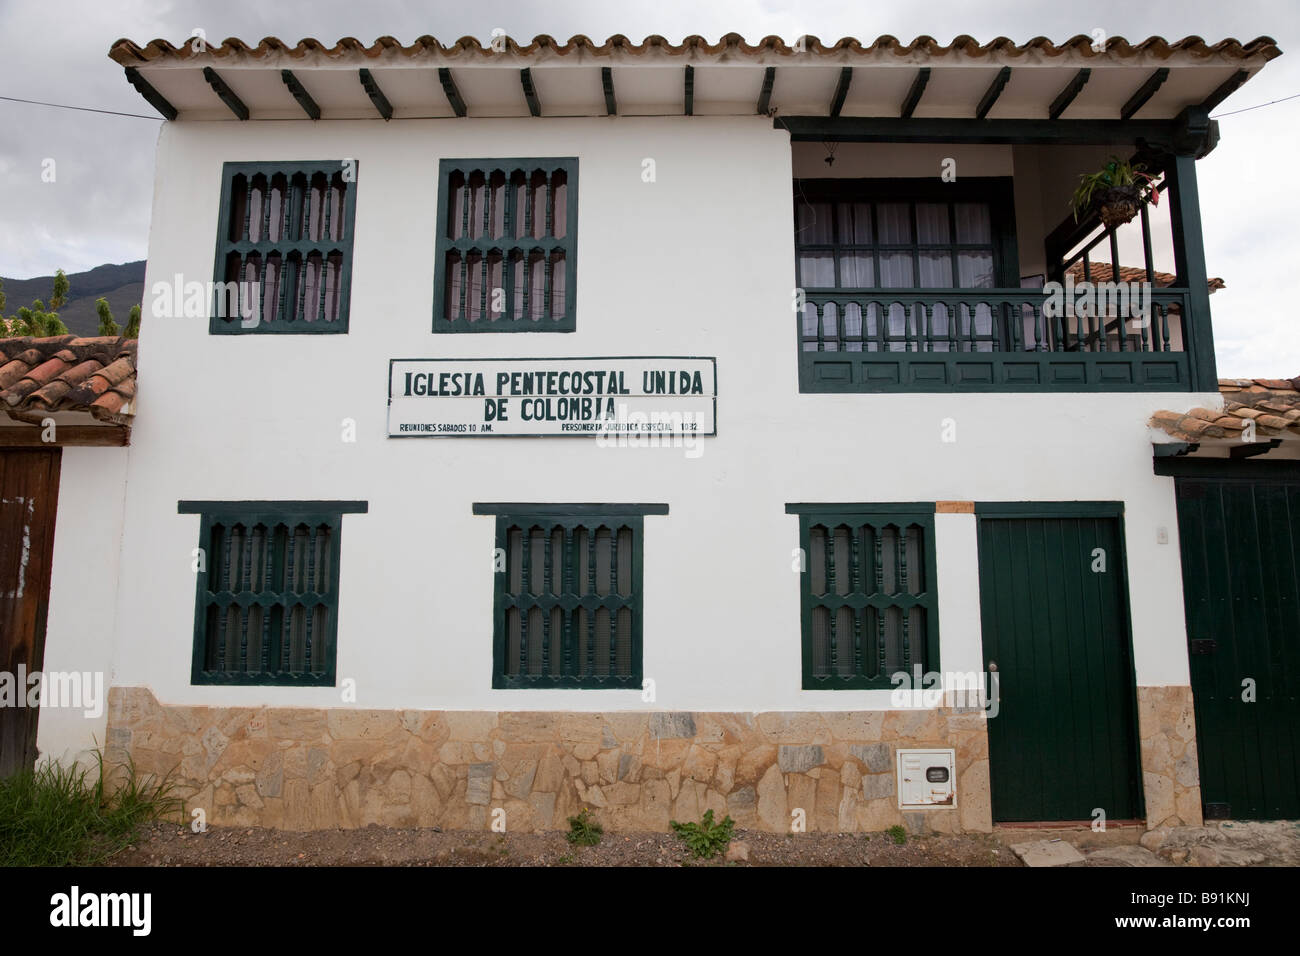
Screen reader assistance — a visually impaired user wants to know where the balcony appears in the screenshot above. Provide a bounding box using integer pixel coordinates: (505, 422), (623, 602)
(793, 146), (1218, 394)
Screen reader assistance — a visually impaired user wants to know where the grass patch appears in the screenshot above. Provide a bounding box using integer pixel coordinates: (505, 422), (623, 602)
(0, 753), (180, 866)
(887, 824), (908, 845)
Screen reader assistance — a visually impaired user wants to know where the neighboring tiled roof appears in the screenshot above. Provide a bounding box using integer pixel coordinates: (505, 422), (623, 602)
(1150, 377), (1300, 442)
(108, 33), (1282, 66)
(1065, 262), (1226, 292)
(0, 336), (137, 424)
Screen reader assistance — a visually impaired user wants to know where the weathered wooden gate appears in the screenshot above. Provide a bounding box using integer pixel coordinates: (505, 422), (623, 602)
(0, 449), (62, 777)
(976, 504), (1144, 823)
(1174, 474), (1300, 819)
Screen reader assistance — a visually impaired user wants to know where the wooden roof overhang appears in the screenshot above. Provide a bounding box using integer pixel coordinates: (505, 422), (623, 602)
(110, 33), (1278, 156)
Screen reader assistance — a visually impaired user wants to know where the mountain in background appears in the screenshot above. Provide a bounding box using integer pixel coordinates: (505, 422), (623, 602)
(0, 261), (145, 337)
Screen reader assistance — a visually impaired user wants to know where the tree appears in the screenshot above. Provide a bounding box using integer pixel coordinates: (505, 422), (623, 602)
(96, 298), (140, 338)
(1, 270), (140, 338)
(0, 270), (70, 336)
(95, 298), (119, 336)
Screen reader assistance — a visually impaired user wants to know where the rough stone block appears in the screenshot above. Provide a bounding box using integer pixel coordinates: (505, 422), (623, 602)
(778, 744), (825, 773)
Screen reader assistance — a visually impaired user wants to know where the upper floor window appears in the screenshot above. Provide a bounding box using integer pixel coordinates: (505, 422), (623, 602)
(434, 158), (578, 332)
(212, 161), (358, 334)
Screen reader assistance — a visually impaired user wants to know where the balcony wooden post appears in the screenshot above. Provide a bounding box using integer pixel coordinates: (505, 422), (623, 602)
(1167, 154), (1218, 391)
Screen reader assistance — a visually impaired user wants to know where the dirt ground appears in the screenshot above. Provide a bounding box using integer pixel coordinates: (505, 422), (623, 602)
(105, 822), (1023, 867)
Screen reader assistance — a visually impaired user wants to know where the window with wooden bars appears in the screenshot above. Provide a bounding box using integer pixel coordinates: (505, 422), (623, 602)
(794, 178), (1018, 354)
(434, 158), (578, 332)
(787, 505), (940, 690)
(212, 161), (358, 334)
(474, 504), (663, 688)
(180, 501), (367, 685)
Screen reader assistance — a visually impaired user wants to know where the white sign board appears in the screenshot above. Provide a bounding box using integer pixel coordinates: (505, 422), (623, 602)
(388, 357), (717, 438)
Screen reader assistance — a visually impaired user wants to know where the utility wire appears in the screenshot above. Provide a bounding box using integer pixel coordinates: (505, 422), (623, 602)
(4, 87), (1298, 122)
(1211, 92), (1300, 118)
(0, 94), (160, 120)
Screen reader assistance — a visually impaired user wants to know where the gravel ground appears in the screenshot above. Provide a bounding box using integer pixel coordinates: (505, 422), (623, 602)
(105, 822), (1024, 867)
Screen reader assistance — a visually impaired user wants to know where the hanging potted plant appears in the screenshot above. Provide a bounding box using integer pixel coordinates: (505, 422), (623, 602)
(1070, 156), (1160, 229)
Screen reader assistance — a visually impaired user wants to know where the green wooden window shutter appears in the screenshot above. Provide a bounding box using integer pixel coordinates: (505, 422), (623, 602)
(475, 504), (664, 688)
(180, 501), (367, 685)
(434, 158), (579, 333)
(211, 161), (359, 334)
(787, 504), (940, 689)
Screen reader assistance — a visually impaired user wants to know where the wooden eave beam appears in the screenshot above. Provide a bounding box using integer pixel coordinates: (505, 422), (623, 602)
(1049, 68), (1091, 120)
(756, 67), (776, 115)
(203, 67), (248, 120)
(684, 65), (694, 116)
(438, 68), (467, 117)
(359, 68), (393, 120)
(829, 67), (853, 117)
(123, 67), (177, 120)
(1121, 68), (1170, 120)
(975, 67), (1011, 120)
(778, 115), (1212, 150)
(900, 68), (930, 119)
(280, 70), (320, 120)
(0, 423), (130, 447)
(1229, 439), (1283, 459)
(601, 67), (617, 116)
(1199, 69), (1250, 112)
(520, 68), (541, 116)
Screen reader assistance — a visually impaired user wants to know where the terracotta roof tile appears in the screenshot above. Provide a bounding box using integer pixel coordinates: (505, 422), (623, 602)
(1150, 376), (1300, 446)
(0, 335), (138, 425)
(107, 33), (1282, 67)
(1065, 262), (1225, 292)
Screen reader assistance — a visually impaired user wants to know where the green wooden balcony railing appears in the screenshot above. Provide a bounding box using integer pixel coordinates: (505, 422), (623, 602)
(798, 288), (1193, 392)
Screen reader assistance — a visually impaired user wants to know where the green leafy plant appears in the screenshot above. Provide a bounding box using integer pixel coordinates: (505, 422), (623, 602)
(887, 824), (908, 845)
(565, 808), (603, 847)
(1070, 156), (1160, 224)
(670, 809), (736, 859)
(0, 751), (181, 866)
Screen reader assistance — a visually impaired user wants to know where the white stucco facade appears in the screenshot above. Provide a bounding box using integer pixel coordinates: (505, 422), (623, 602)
(33, 445), (126, 764)
(68, 114), (1206, 720)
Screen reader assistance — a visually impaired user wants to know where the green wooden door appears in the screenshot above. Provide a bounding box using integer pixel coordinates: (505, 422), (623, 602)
(1174, 478), (1300, 820)
(977, 508), (1143, 823)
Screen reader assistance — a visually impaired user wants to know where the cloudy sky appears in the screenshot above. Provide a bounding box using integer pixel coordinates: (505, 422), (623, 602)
(1, 0), (1296, 375)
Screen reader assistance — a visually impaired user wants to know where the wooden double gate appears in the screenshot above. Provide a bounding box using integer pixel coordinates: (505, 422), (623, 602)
(1173, 473), (1300, 820)
(0, 449), (62, 777)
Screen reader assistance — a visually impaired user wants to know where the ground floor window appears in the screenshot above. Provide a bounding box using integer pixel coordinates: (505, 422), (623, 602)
(786, 504), (940, 689)
(179, 500), (367, 686)
(473, 503), (666, 688)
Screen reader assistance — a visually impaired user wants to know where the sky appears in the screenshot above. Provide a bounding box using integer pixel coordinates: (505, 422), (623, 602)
(0, 0), (1296, 375)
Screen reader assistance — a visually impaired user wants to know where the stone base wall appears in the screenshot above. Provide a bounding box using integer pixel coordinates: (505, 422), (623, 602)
(105, 687), (992, 834)
(1136, 685), (1204, 829)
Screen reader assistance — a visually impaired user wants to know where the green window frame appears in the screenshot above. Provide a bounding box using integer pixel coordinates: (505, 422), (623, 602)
(786, 503), (940, 690)
(434, 158), (579, 333)
(180, 500), (367, 686)
(474, 503), (665, 688)
(211, 161), (358, 334)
